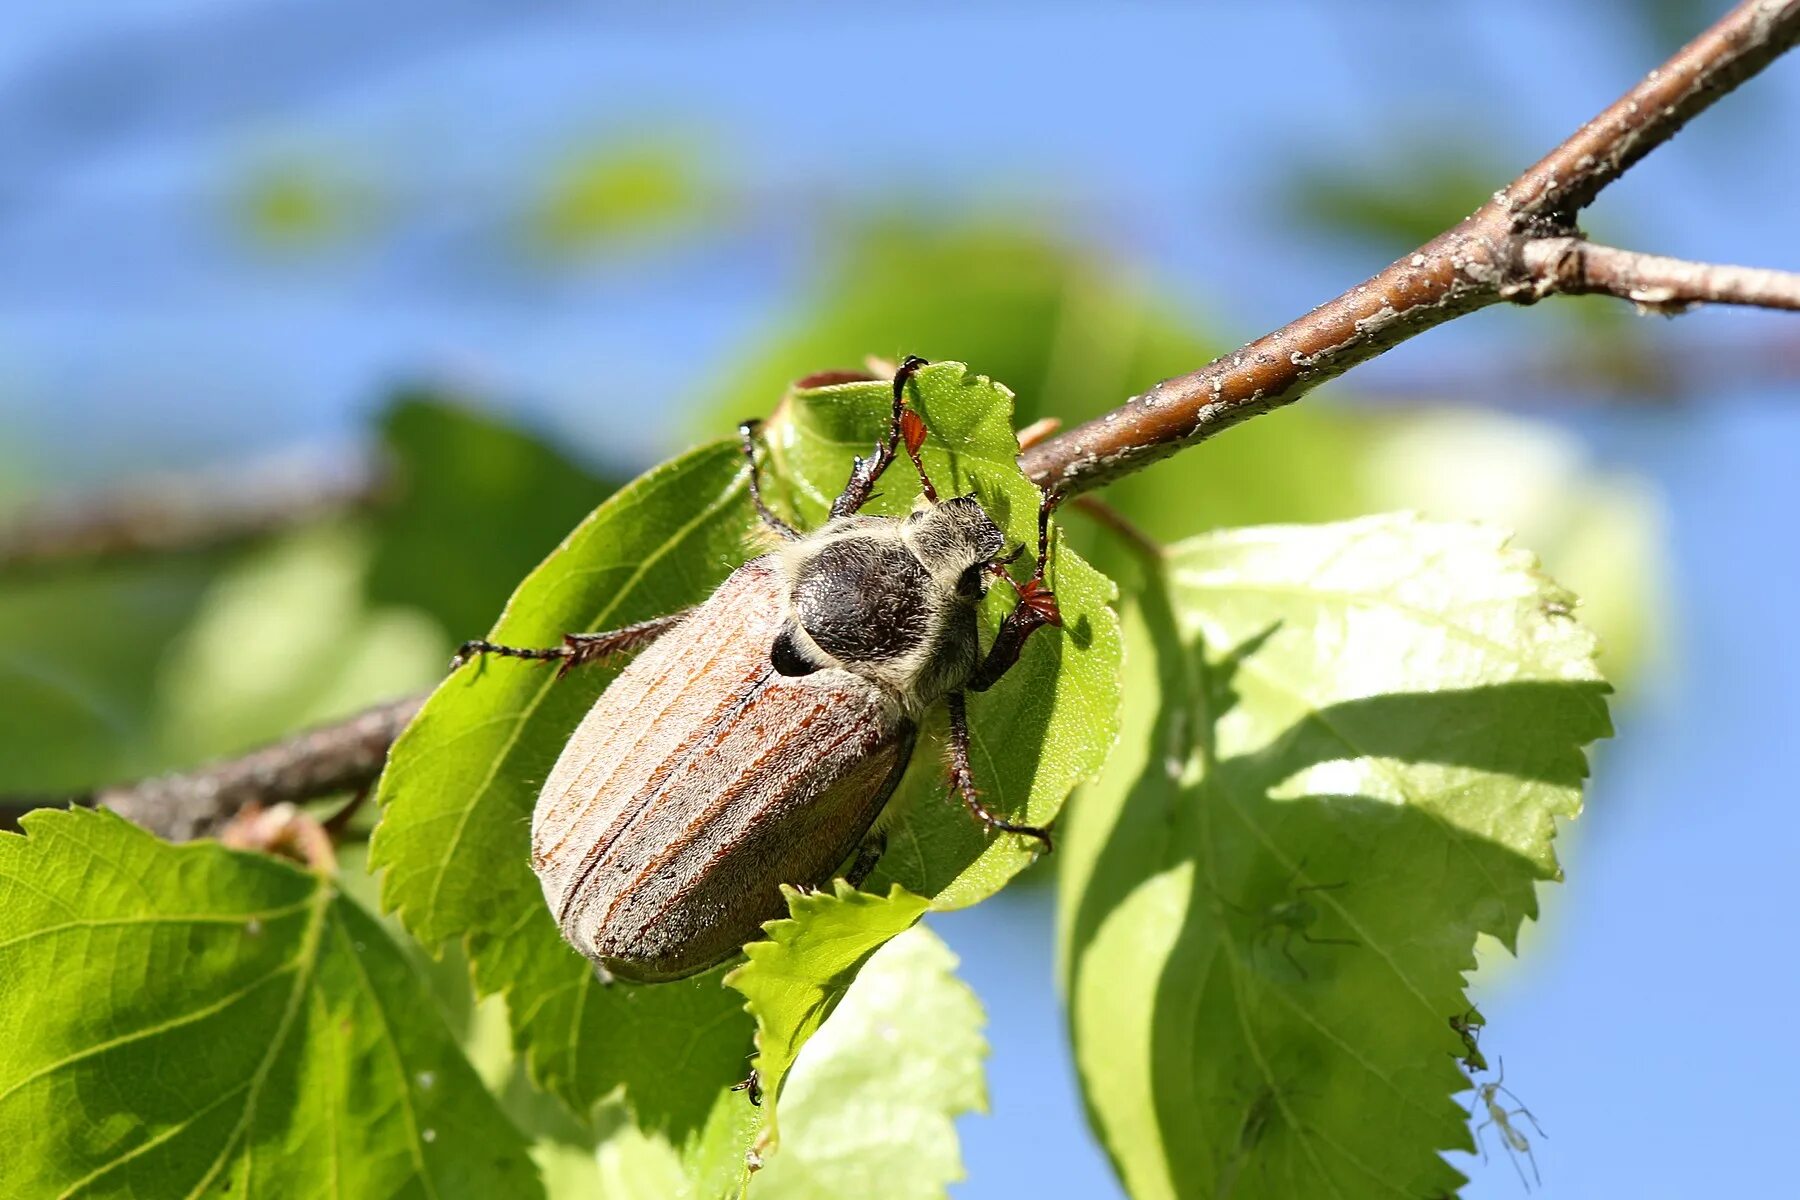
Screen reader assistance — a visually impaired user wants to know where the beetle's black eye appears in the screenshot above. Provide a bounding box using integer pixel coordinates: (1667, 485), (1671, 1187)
(957, 563), (989, 599)
(770, 623), (823, 677)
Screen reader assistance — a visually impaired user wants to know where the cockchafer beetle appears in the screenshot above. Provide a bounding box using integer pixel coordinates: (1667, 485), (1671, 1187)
(451, 357), (1065, 982)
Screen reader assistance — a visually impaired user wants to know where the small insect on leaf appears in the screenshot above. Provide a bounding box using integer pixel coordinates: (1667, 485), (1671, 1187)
(1471, 1058), (1546, 1190)
(1449, 1006), (1490, 1073)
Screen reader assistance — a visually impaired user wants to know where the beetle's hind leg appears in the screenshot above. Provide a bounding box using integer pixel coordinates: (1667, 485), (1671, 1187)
(451, 610), (690, 676)
(830, 354), (940, 517)
(737, 420), (802, 540)
(944, 691), (1053, 853)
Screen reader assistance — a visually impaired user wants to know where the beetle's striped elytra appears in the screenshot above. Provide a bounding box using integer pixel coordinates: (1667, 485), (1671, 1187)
(453, 357), (1063, 982)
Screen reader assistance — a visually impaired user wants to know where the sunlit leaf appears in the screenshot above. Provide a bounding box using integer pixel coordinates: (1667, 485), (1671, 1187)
(723, 882), (930, 1161)
(751, 922), (986, 1199)
(0, 808), (539, 1198)
(371, 439), (759, 1181)
(1058, 516), (1610, 1199)
(764, 363), (1123, 905)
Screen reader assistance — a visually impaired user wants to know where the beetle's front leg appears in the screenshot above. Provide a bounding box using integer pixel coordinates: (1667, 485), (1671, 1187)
(968, 490), (1064, 693)
(451, 610), (691, 677)
(944, 691), (1053, 853)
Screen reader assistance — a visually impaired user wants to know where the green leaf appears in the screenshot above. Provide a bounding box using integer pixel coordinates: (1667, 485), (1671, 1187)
(0, 555), (225, 791)
(371, 362), (1118, 1190)
(723, 882), (930, 1162)
(1057, 516), (1610, 1200)
(371, 438), (761, 1172)
(0, 807), (539, 1198)
(752, 923), (986, 1199)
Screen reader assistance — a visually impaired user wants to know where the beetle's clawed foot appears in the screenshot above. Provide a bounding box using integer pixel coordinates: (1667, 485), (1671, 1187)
(944, 761), (1055, 856)
(987, 562), (1061, 629)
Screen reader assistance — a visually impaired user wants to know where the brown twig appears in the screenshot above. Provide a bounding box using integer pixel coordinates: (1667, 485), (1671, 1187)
(1514, 239), (1800, 313)
(1071, 495), (1165, 564)
(0, 694), (426, 840)
(1019, 0), (1800, 497)
(0, 450), (386, 575)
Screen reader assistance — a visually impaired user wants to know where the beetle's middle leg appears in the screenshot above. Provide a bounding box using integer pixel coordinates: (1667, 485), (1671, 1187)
(830, 354), (941, 517)
(944, 691), (1053, 853)
(450, 610), (691, 676)
(968, 490), (1065, 692)
(843, 831), (888, 889)
(737, 419), (802, 541)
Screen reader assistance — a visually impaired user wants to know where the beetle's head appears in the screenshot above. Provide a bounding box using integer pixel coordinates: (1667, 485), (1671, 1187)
(903, 493), (1007, 598)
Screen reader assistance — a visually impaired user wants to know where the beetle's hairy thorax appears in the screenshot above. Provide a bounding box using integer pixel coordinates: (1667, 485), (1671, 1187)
(773, 499), (1002, 714)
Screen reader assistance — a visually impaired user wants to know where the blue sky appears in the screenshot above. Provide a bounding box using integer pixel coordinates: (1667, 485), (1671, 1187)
(2, 3), (1797, 1196)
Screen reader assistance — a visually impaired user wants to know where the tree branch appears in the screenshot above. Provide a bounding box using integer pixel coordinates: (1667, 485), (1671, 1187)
(0, 694), (425, 840)
(1514, 238), (1800, 312)
(1019, 0), (1800, 496)
(0, 451), (385, 576)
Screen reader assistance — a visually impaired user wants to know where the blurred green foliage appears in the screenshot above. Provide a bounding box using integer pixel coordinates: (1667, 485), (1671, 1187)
(524, 139), (709, 257)
(1283, 137), (1505, 254)
(368, 392), (619, 638)
(231, 153), (379, 252)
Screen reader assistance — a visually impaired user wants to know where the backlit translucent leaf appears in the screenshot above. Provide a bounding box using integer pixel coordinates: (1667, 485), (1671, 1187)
(0, 807), (539, 1199)
(752, 922), (986, 1200)
(1057, 516), (1610, 1199)
(723, 882), (930, 1161)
